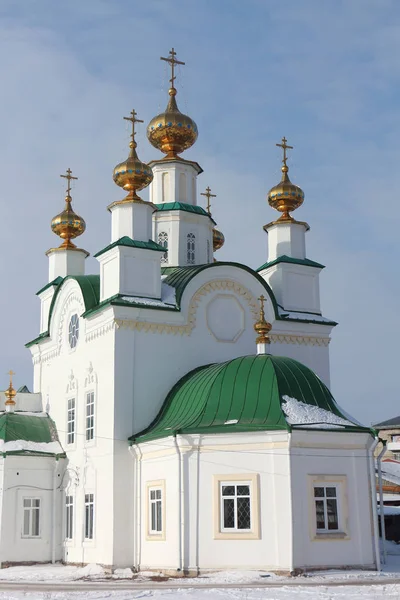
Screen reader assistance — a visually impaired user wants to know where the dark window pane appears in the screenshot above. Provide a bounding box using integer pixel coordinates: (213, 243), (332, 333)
(151, 502), (156, 530)
(326, 487), (336, 498)
(150, 490), (156, 500)
(237, 485), (250, 496)
(327, 499), (339, 530)
(157, 501), (162, 531)
(223, 498), (235, 528)
(222, 486), (235, 496)
(315, 500), (325, 529)
(237, 497), (251, 529)
(314, 487), (324, 498)
(156, 490), (161, 500)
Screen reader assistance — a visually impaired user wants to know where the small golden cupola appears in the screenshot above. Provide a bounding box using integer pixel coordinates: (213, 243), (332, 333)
(51, 169), (86, 249)
(267, 137), (304, 221)
(254, 295), (272, 353)
(147, 48), (198, 159)
(113, 109), (154, 203)
(201, 186), (225, 256)
(4, 369), (16, 412)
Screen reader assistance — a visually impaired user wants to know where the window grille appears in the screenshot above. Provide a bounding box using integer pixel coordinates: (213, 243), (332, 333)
(22, 498), (40, 537)
(65, 495), (74, 540)
(149, 488), (163, 533)
(314, 485), (339, 531)
(86, 392), (95, 442)
(84, 493), (94, 540)
(158, 232), (168, 264)
(187, 233), (195, 265)
(67, 398), (75, 445)
(220, 483), (251, 531)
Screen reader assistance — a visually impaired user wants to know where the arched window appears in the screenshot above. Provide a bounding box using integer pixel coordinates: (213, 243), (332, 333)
(158, 232), (168, 264)
(206, 239), (210, 263)
(187, 233), (195, 265)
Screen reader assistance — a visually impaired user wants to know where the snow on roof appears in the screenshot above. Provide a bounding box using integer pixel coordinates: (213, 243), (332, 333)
(0, 439), (63, 455)
(282, 395), (355, 428)
(378, 460), (400, 486)
(121, 281), (177, 309)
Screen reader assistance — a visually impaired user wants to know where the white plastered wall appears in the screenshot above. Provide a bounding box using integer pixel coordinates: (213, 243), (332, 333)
(153, 211), (213, 266)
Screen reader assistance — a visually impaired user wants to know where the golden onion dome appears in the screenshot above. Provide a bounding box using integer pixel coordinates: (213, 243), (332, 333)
(213, 226), (225, 252)
(51, 169), (86, 249)
(5, 369), (16, 408)
(268, 137), (304, 220)
(147, 88), (198, 158)
(113, 109), (153, 201)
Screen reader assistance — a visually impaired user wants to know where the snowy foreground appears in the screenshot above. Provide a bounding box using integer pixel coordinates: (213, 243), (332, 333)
(1, 541), (400, 600)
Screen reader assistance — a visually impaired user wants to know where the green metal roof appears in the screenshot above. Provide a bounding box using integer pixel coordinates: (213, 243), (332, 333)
(155, 202), (216, 224)
(36, 276), (63, 296)
(0, 413), (65, 456)
(131, 355), (370, 443)
(257, 255), (325, 272)
(26, 275), (100, 348)
(94, 236), (165, 258)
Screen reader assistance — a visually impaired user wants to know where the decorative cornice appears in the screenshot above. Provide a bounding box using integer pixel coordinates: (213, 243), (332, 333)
(269, 333), (330, 347)
(85, 320), (116, 342)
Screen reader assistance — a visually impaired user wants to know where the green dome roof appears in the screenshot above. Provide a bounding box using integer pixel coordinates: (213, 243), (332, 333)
(131, 355), (369, 443)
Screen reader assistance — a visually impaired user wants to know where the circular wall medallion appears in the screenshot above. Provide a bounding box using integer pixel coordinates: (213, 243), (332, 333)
(68, 314), (80, 349)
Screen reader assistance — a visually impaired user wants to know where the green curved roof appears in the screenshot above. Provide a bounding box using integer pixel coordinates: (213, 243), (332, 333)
(155, 202), (216, 224)
(0, 412), (65, 456)
(26, 275), (100, 348)
(131, 355), (370, 443)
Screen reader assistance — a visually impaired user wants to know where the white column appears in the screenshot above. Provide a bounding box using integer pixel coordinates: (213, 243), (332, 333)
(265, 220), (309, 262)
(109, 201), (155, 243)
(149, 159), (203, 206)
(46, 248), (89, 282)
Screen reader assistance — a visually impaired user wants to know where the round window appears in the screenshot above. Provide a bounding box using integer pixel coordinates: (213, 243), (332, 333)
(68, 314), (80, 349)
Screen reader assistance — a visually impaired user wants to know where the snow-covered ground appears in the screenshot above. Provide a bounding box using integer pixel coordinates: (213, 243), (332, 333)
(1, 540), (400, 599)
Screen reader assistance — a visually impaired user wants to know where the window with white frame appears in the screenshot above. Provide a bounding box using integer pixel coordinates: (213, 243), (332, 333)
(314, 485), (339, 532)
(22, 498), (40, 537)
(65, 495), (74, 540)
(187, 233), (195, 265)
(85, 392), (95, 442)
(149, 487), (163, 533)
(220, 482), (251, 531)
(158, 232), (168, 264)
(67, 398), (75, 444)
(84, 493), (94, 540)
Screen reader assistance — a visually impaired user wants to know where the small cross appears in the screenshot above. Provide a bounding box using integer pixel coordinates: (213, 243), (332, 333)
(123, 109), (143, 142)
(201, 186), (216, 214)
(60, 168), (78, 196)
(7, 370), (15, 385)
(276, 136), (293, 167)
(161, 47), (185, 87)
(258, 295), (266, 319)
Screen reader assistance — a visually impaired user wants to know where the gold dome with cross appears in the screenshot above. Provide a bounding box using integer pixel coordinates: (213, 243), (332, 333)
(51, 169), (86, 249)
(201, 186), (225, 253)
(267, 137), (305, 221)
(147, 48), (198, 158)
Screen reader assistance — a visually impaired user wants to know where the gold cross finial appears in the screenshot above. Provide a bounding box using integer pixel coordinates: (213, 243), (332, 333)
(201, 186), (217, 214)
(258, 295), (266, 320)
(276, 136), (293, 168)
(7, 370), (15, 385)
(123, 109), (143, 144)
(160, 47), (185, 88)
(60, 168), (78, 197)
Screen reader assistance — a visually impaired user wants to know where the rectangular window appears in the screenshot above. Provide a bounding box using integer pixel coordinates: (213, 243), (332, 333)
(149, 488), (163, 533)
(220, 483), (251, 531)
(314, 485), (339, 532)
(67, 398), (75, 445)
(22, 498), (40, 537)
(85, 392), (95, 442)
(65, 495), (74, 540)
(84, 493), (94, 540)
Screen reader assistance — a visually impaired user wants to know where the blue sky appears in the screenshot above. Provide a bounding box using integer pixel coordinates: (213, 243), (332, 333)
(1, 0), (399, 424)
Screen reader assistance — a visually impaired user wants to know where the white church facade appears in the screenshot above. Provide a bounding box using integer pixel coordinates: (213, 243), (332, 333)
(0, 49), (380, 574)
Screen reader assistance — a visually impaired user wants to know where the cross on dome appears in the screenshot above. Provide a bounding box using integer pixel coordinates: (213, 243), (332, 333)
(276, 137), (293, 168)
(123, 109), (144, 145)
(201, 186), (216, 214)
(60, 168), (78, 197)
(161, 47), (185, 88)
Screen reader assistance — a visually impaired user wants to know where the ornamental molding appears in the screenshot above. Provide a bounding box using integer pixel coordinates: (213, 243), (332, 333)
(57, 291), (84, 354)
(269, 333), (330, 347)
(114, 279), (261, 336)
(85, 320), (116, 342)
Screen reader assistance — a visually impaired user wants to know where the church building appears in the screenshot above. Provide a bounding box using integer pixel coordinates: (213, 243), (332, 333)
(0, 49), (380, 574)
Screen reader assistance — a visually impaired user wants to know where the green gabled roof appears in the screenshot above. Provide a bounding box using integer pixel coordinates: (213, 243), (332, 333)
(155, 202), (216, 224)
(130, 355), (370, 443)
(94, 236), (165, 258)
(26, 275), (100, 348)
(0, 413), (65, 457)
(36, 276), (63, 296)
(257, 255), (325, 272)
(161, 262), (280, 316)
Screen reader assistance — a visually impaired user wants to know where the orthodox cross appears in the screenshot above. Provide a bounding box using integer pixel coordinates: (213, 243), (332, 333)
(276, 136), (293, 167)
(258, 295), (266, 321)
(7, 370), (15, 386)
(201, 186), (216, 214)
(123, 109), (143, 142)
(161, 48), (185, 87)
(60, 168), (78, 196)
